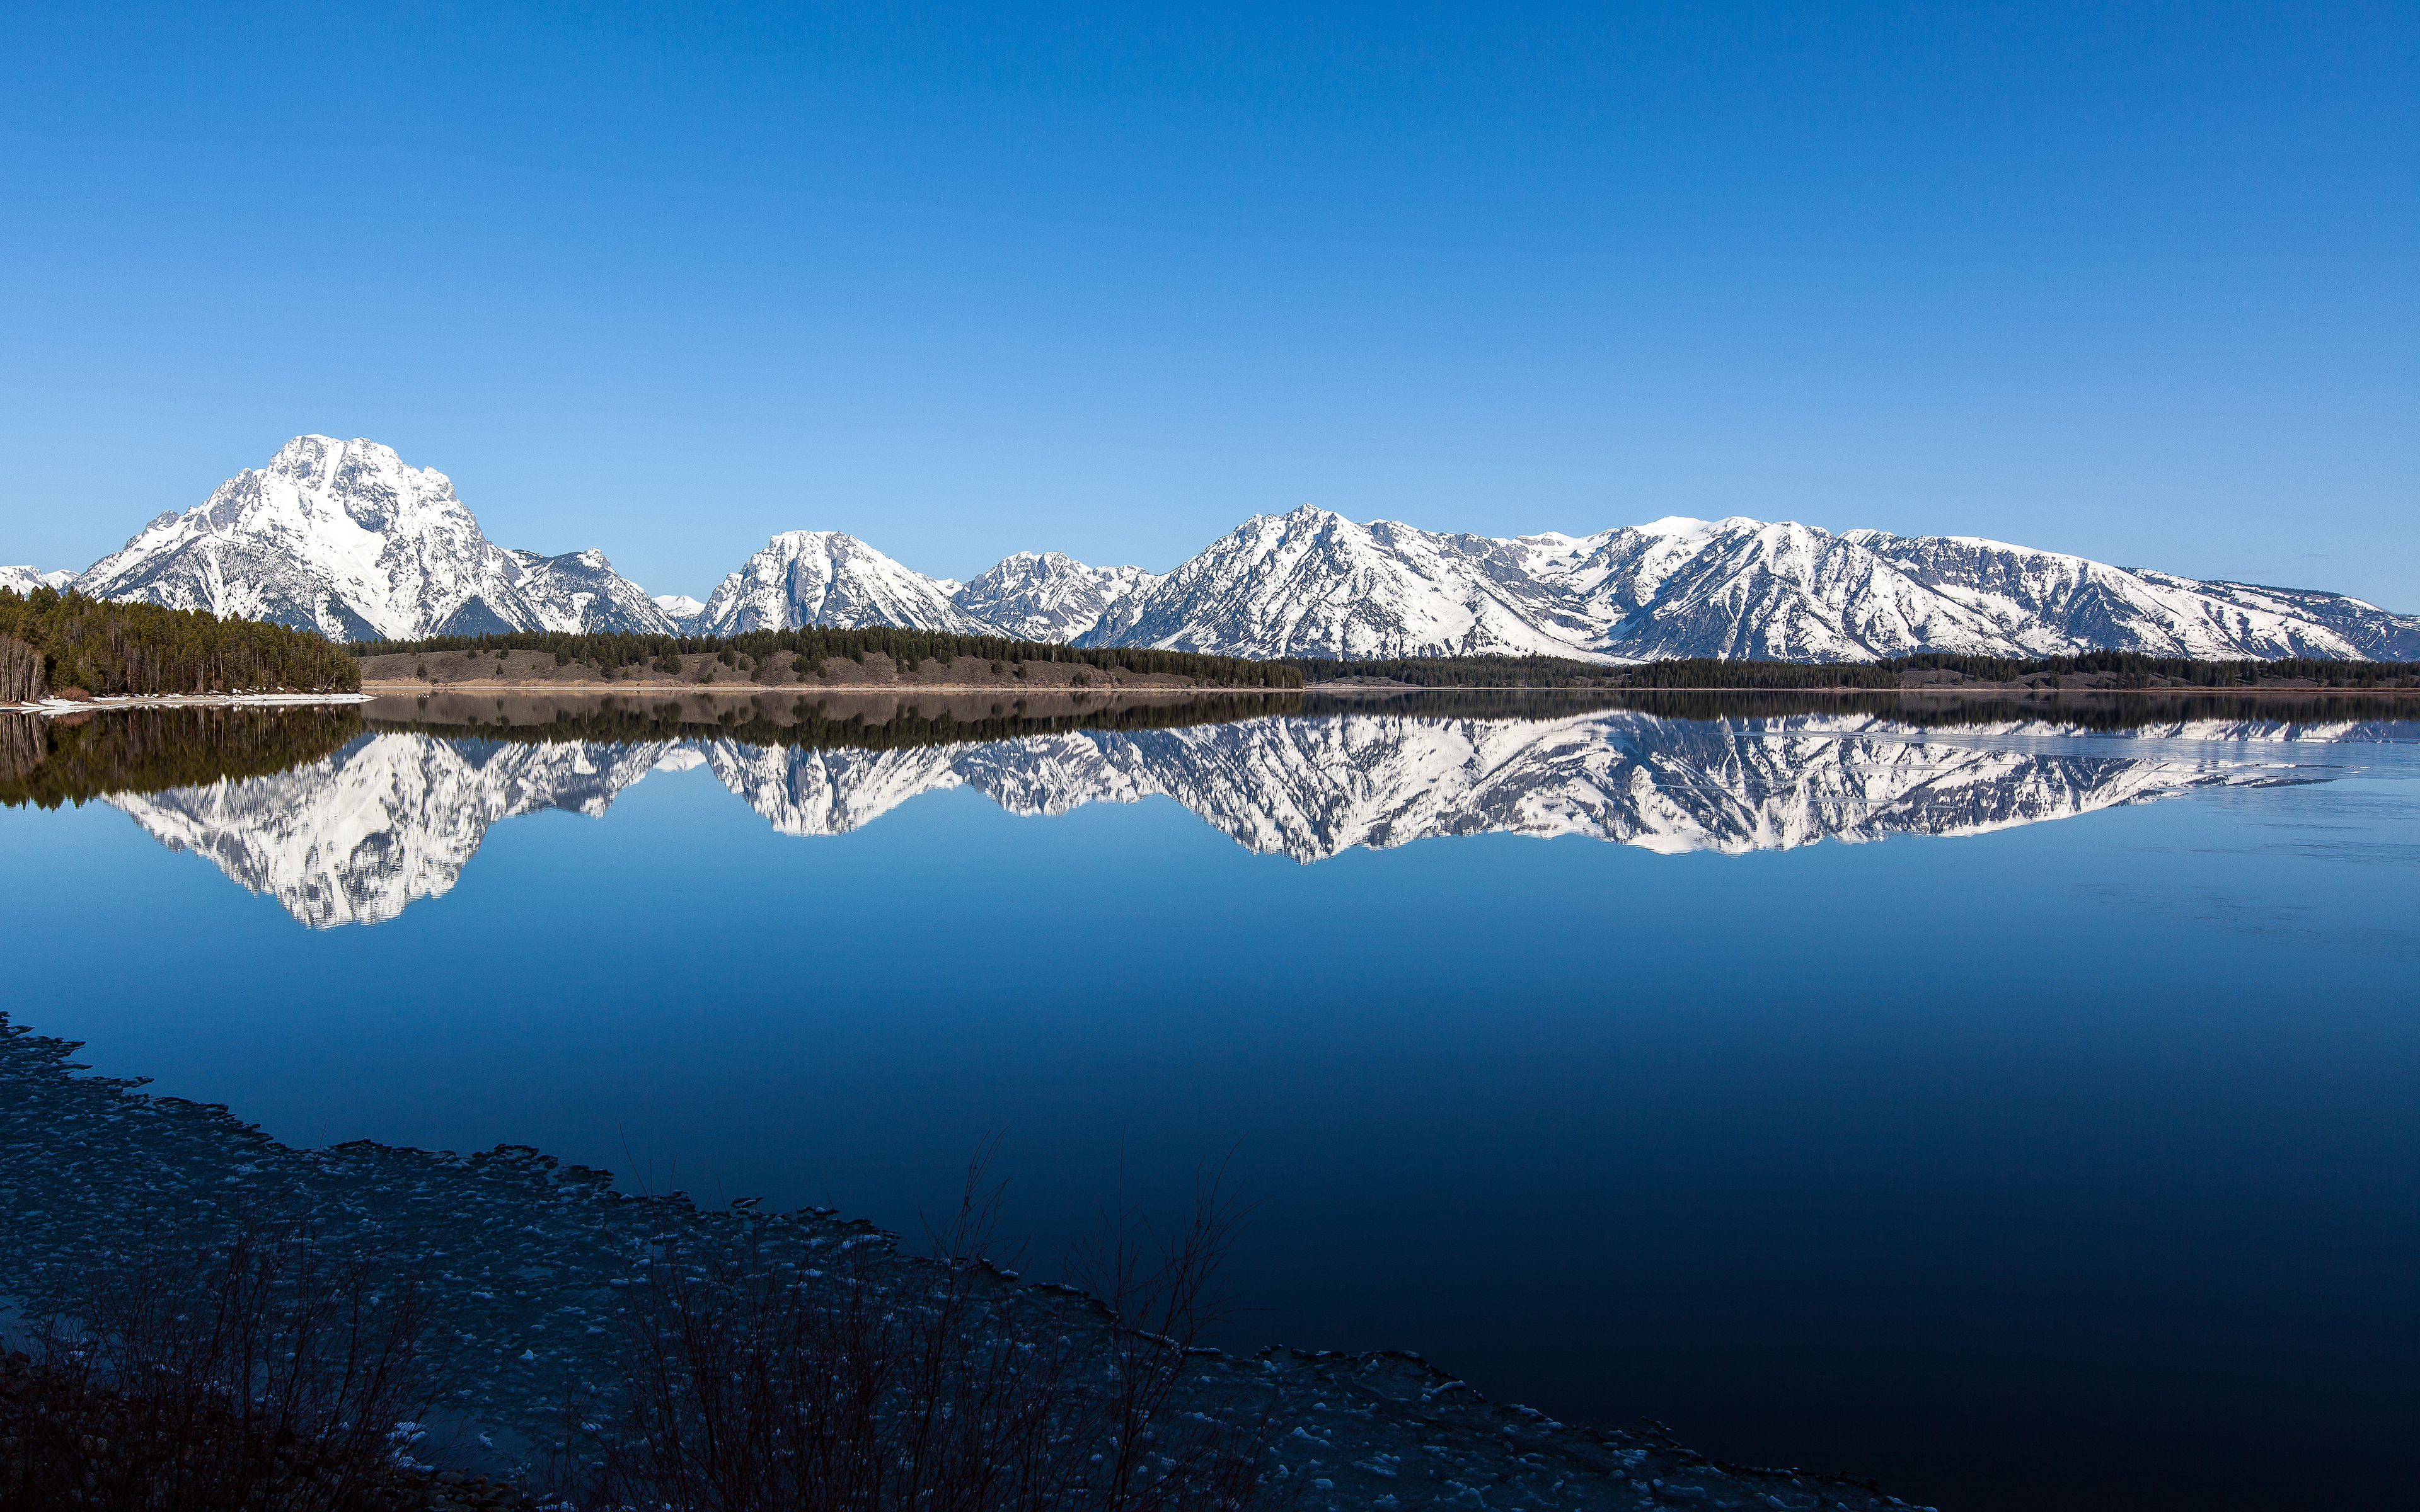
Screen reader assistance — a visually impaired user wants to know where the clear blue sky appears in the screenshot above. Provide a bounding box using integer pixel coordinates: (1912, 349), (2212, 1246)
(2, 2), (2412, 607)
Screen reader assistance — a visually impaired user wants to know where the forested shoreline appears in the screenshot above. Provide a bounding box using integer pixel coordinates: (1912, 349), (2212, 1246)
(347, 625), (1303, 687)
(3, 682), (2408, 813)
(1292, 649), (2420, 689)
(349, 626), (2420, 696)
(9, 583), (2411, 705)
(0, 587), (360, 701)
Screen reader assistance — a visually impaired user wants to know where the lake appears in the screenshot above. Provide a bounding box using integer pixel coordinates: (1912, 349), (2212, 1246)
(3, 689), (2415, 1511)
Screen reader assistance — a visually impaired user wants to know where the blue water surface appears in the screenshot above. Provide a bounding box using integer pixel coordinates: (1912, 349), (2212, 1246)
(2, 710), (2414, 1512)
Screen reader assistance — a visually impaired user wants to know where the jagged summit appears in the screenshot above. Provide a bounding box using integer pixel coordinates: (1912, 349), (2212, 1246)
(1081, 505), (1610, 660)
(695, 530), (999, 636)
(0, 566), (74, 596)
(1077, 508), (2420, 662)
(950, 551), (1161, 643)
(19, 436), (2417, 660)
(68, 436), (675, 641)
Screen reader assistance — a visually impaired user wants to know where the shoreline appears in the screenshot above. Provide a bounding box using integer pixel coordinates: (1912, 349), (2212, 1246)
(358, 678), (1277, 696)
(0, 1011), (1938, 1512)
(3, 691), (373, 715)
(359, 677), (2420, 697)
(1311, 682), (2420, 696)
(14, 680), (2414, 713)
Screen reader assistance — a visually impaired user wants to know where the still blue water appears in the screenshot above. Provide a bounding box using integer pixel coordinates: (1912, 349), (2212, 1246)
(3, 704), (2415, 1511)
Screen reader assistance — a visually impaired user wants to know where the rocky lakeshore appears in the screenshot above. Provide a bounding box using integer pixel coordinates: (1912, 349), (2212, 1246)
(0, 1014), (1939, 1511)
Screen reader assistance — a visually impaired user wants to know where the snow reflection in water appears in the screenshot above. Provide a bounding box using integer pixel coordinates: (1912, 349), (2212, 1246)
(86, 709), (2356, 927)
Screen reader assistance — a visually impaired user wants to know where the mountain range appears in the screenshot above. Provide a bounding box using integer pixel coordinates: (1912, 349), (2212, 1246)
(13, 435), (2418, 662)
(110, 709), (2341, 927)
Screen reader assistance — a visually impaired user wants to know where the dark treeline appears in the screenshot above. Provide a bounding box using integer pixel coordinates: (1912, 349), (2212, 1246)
(350, 624), (1304, 687)
(1291, 649), (2420, 689)
(376, 691), (1305, 752)
(1287, 654), (1899, 688)
(1876, 690), (2420, 731)
(0, 587), (361, 699)
(1604, 659), (1901, 689)
(0, 706), (366, 809)
(1876, 650), (2420, 687)
(1302, 689), (1901, 721)
(345, 625), (2419, 694)
(1290, 653), (1639, 688)
(1306, 686), (2420, 728)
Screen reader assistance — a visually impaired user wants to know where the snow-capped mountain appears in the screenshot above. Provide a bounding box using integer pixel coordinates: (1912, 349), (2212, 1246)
(503, 547), (677, 638)
(694, 530), (1001, 636)
(30, 434), (2417, 661)
(652, 594), (706, 633)
(1080, 508), (2420, 663)
(0, 566), (74, 597)
(70, 437), (673, 641)
(1081, 508), (1603, 660)
(948, 552), (1161, 642)
(107, 710), (2331, 924)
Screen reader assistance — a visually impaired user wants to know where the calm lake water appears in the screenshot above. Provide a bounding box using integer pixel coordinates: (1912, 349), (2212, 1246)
(4, 690), (2416, 1511)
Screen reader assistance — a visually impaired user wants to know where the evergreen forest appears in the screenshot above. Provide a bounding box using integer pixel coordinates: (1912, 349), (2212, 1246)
(0, 587), (361, 701)
(1286, 649), (2420, 689)
(347, 626), (1303, 687)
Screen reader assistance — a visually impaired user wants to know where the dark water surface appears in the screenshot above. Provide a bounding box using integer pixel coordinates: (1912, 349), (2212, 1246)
(3, 692), (2415, 1511)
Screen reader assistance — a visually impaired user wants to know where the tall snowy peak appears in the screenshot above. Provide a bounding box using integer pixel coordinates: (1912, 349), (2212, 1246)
(0, 566), (75, 596)
(950, 552), (1161, 642)
(695, 531), (1003, 636)
(39, 435), (2417, 660)
(71, 437), (672, 641)
(1080, 507), (1606, 660)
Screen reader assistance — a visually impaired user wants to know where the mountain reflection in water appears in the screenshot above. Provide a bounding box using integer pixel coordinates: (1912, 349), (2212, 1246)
(51, 691), (2372, 927)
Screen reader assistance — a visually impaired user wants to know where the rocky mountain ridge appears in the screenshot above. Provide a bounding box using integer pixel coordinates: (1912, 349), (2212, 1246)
(0, 566), (74, 597)
(66, 437), (677, 641)
(21, 435), (2420, 663)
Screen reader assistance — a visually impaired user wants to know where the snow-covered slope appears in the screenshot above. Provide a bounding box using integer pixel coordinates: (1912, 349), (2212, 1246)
(948, 552), (1160, 642)
(1082, 508), (1605, 660)
(71, 437), (672, 641)
(1085, 509), (2420, 663)
(652, 594), (706, 633)
(505, 548), (679, 636)
(42, 433), (2417, 661)
(695, 531), (1004, 636)
(0, 566), (74, 597)
(1840, 532), (2420, 660)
